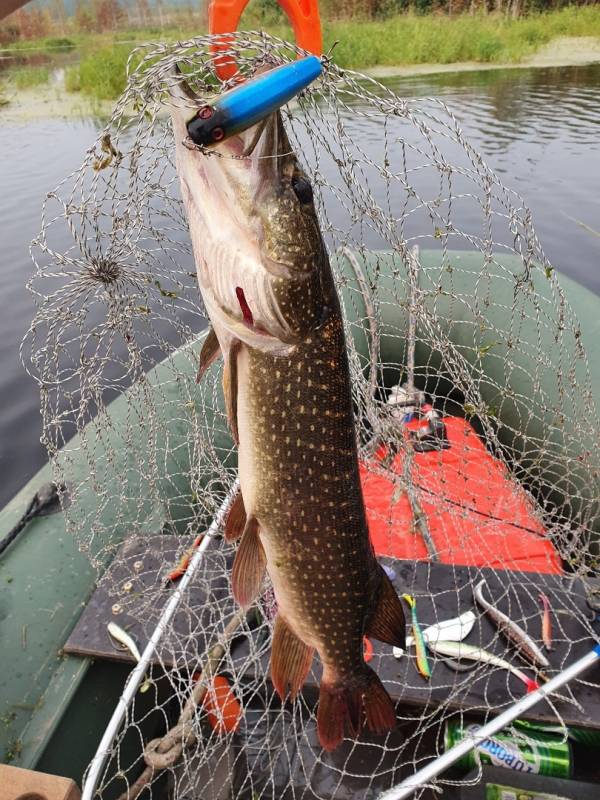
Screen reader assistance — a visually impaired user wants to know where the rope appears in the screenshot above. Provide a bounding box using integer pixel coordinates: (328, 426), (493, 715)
(116, 608), (248, 800)
(0, 482), (64, 557)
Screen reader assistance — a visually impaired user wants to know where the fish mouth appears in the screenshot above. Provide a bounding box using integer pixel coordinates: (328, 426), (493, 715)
(169, 65), (295, 172)
(169, 66), (306, 349)
(171, 63), (199, 102)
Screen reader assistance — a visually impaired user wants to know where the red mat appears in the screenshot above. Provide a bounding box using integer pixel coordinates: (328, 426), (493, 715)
(360, 416), (562, 574)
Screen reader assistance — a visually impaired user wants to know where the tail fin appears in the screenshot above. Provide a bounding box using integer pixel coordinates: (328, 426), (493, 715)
(317, 667), (396, 751)
(362, 671), (397, 735)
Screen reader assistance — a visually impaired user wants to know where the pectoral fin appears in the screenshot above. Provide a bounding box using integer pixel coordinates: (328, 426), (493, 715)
(231, 516), (265, 609)
(366, 569), (406, 649)
(224, 489), (246, 542)
(223, 340), (241, 444)
(270, 615), (314, 700)
(196, 326), (222, 383)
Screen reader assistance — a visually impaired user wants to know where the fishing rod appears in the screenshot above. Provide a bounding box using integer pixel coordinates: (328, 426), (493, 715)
(378, 644), (600, 800)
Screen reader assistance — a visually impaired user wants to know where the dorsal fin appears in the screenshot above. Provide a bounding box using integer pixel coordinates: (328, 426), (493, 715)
(365, 568), (406, 649)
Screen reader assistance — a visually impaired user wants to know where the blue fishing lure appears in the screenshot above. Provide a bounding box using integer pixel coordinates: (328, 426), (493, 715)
(186, 55), (322, 147)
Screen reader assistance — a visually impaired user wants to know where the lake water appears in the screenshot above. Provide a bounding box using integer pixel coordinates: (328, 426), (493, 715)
(0, 63), (599, 508)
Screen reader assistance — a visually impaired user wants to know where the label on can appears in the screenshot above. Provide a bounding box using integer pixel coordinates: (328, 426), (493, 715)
(445, 722), (571, 778)
(466, 724), (539, 774)
(485, 785), (570, 800)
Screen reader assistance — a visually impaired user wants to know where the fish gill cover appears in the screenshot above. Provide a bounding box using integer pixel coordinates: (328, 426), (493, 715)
(23, 30), (600, 800)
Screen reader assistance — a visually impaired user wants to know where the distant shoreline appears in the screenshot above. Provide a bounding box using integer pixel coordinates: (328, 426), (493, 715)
(364, 36), (600, 78)
(2, 35), (599, 124)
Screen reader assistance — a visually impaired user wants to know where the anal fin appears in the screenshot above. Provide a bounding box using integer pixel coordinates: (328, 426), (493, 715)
(366, 569), (406, 649)
(231, 516), (266, 609)
(196, 326), (222, 383)
(270, 616), (314, 700)
(224, 489), (246, 542)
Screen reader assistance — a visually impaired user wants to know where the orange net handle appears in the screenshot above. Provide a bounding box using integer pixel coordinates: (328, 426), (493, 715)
(208, 0), (322, 80)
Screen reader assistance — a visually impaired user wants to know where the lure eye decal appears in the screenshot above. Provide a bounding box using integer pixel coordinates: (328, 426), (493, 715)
(187, 105), (228, 147)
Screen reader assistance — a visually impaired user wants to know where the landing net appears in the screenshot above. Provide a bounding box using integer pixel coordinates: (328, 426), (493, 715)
(24, 31), (600, 800)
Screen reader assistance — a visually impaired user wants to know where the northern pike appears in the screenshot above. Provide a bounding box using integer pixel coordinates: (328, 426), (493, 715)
(474, 580), (550, 669)
(169, 68), (406, 751)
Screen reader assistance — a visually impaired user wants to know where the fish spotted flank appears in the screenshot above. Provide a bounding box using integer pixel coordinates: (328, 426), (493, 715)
(169, 67), (406, 751)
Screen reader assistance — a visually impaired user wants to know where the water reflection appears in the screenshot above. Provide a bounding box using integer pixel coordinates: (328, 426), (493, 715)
(380, 64), (600, 150)
(382, 64), (600, 291)
(0, 119), (100, 504)
(0, 42), (77, 74)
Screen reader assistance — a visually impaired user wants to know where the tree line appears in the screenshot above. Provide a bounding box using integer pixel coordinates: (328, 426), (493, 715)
(267, 0), (597, 18)
(1, 1), (205, 43)
(0, 0), (595, 45)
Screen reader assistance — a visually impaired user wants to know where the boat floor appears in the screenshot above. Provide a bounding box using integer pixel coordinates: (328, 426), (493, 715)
(65, 534), (600, 731)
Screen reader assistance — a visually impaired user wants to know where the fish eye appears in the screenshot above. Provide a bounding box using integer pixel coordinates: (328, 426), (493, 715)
(291, 177), (313, 205)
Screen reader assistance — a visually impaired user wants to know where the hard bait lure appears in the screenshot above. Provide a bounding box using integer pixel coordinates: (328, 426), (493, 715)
(185, 55), (322, 148)
(403, 594), (431, 680)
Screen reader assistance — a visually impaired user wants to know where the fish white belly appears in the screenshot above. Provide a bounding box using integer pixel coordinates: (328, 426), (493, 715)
(235, 345), (258, 517)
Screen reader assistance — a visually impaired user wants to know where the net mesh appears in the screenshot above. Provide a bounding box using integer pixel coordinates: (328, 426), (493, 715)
(23, 31), (600, 800)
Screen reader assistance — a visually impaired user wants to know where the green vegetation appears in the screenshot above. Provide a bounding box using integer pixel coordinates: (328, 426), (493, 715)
(42, 36), (76, 50)
(3, 5), (600, 102)
(66, 44), (133, 98)
(58, 6), (600, 101)
(326, 6), (600, 67)
(13, 65), (51, 89)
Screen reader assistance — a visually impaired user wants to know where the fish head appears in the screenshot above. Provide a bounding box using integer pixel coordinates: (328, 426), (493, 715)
(169, 67), (331, 353)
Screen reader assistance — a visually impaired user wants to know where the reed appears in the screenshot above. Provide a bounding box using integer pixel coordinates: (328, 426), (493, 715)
(15, 6), (600, 101)
(326, 7), (600, 68)
(13, 65), (50, 89)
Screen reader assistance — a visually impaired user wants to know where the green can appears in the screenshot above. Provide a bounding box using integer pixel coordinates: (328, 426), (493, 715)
(567, 726), (600, 748)
(445, 722), (572, 778)
(514, 717), (600, 749)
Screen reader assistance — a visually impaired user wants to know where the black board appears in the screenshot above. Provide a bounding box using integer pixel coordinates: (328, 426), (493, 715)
(64, 534), (236, 669)
(64, 535), (600, 729)
(371, 556), (600, 729)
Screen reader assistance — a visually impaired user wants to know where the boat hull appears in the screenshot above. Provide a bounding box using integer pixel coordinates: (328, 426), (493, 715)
(1, 249), (598, 779)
